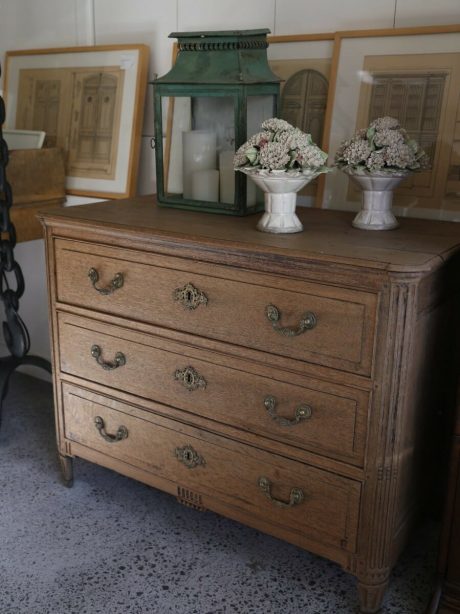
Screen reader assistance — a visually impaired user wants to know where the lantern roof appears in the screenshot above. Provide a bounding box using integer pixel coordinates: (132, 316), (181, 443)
(155, 29), (280, 85)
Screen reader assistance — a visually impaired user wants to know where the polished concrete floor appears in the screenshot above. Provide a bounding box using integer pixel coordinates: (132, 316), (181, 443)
(0, 373), (438, 614)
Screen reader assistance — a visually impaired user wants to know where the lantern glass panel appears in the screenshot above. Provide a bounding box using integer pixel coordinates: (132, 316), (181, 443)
(164, 93), (276, 207)
(247, 94), (277, 136)
(164, 94), (236, 207)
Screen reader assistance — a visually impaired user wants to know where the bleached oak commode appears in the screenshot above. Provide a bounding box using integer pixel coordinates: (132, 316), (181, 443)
(40, 196), (460, 613)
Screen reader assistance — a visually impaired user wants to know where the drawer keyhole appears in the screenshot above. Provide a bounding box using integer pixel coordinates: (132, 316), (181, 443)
(174, 366), (207, 391)
(173, 282), (208, 310)
(175, 444), (205, 469)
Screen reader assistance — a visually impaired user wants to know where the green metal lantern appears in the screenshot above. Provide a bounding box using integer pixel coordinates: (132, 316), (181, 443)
(152, 29), (280, 215)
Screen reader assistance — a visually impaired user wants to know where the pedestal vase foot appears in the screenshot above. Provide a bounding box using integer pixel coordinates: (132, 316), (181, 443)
(345, 171), (410, 231)
(239, 170), (319, 235)
(256, 194), (303, 234)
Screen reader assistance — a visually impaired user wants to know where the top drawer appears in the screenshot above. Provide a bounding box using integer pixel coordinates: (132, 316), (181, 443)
(54, 239), (377, 376)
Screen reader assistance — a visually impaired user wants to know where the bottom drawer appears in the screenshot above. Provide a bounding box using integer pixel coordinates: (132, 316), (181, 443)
(61, 382), (361, 554)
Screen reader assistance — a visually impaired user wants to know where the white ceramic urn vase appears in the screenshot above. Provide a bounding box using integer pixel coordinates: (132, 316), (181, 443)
(241, 170), (317, 234)
(345, 170), (410, 231)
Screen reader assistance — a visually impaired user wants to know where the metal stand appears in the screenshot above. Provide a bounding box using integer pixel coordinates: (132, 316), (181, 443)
(0, 64), (51, 427)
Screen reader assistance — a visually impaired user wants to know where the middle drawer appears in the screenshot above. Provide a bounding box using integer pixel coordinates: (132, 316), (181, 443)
(57, 312), (369, 466)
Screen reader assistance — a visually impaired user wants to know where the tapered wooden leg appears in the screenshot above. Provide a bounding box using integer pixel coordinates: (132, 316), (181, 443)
(357, 578), (388, 613)
(58, 454), (74, 487)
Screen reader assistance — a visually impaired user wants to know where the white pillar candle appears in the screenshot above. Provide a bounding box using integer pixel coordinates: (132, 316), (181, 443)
(219, 150), (235, 204)
(182, 130), (217, 199)
(191, 169), (219, 202)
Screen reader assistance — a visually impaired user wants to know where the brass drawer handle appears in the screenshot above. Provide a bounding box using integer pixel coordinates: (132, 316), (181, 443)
(94, 416), (128, 443)
(88, 268), (124, 295)
(175, 444), (206, 469)
(265, 304), (317, 337)
(264, 395), (312, 426)
(173, 282), (208, 310)
(258, 476), (304, 508)
(174, 366), (207, 391)
(91, 345), (126, 370)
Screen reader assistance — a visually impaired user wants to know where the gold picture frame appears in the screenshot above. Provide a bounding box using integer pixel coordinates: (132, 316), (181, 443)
(322, 24), (460, 221)
(4, 44), (149, 199)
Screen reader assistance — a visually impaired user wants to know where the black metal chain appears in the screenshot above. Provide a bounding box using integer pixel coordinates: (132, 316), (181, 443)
(0, 64), (30, 358)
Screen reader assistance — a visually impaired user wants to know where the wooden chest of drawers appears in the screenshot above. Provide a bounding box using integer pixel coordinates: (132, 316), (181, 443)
(40, 196), (460, 613)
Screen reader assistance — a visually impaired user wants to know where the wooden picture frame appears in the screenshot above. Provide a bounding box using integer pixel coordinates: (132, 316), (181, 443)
(322, 25), (460, 221)
(4, 44), (149, 199)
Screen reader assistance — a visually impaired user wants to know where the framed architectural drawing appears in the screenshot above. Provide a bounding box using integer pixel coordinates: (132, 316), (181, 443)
(4, 44), (149, 198)
(268, 34), (336, 205)
(322, 25), (460, 221)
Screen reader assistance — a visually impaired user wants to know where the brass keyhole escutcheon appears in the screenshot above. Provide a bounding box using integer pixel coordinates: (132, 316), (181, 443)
(175, 444), (205, 469)
(173, 282), (208, 310)
(174, 366), (207, 391)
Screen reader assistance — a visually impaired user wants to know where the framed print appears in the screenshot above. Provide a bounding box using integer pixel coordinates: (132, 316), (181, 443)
(268, 33), (336, 206)
(323, 25), (460, 221)
(4, 44), (149, 198)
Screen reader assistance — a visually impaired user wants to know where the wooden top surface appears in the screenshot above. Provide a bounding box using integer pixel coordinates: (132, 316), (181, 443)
(40, 195), (460, 273)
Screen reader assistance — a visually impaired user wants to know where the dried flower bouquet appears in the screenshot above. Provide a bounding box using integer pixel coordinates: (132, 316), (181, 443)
(334, 116), (429, 175)
(233, 118), (330, 177)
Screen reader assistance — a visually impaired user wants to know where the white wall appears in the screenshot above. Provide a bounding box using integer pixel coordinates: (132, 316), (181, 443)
(1, 0), (459, 371)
